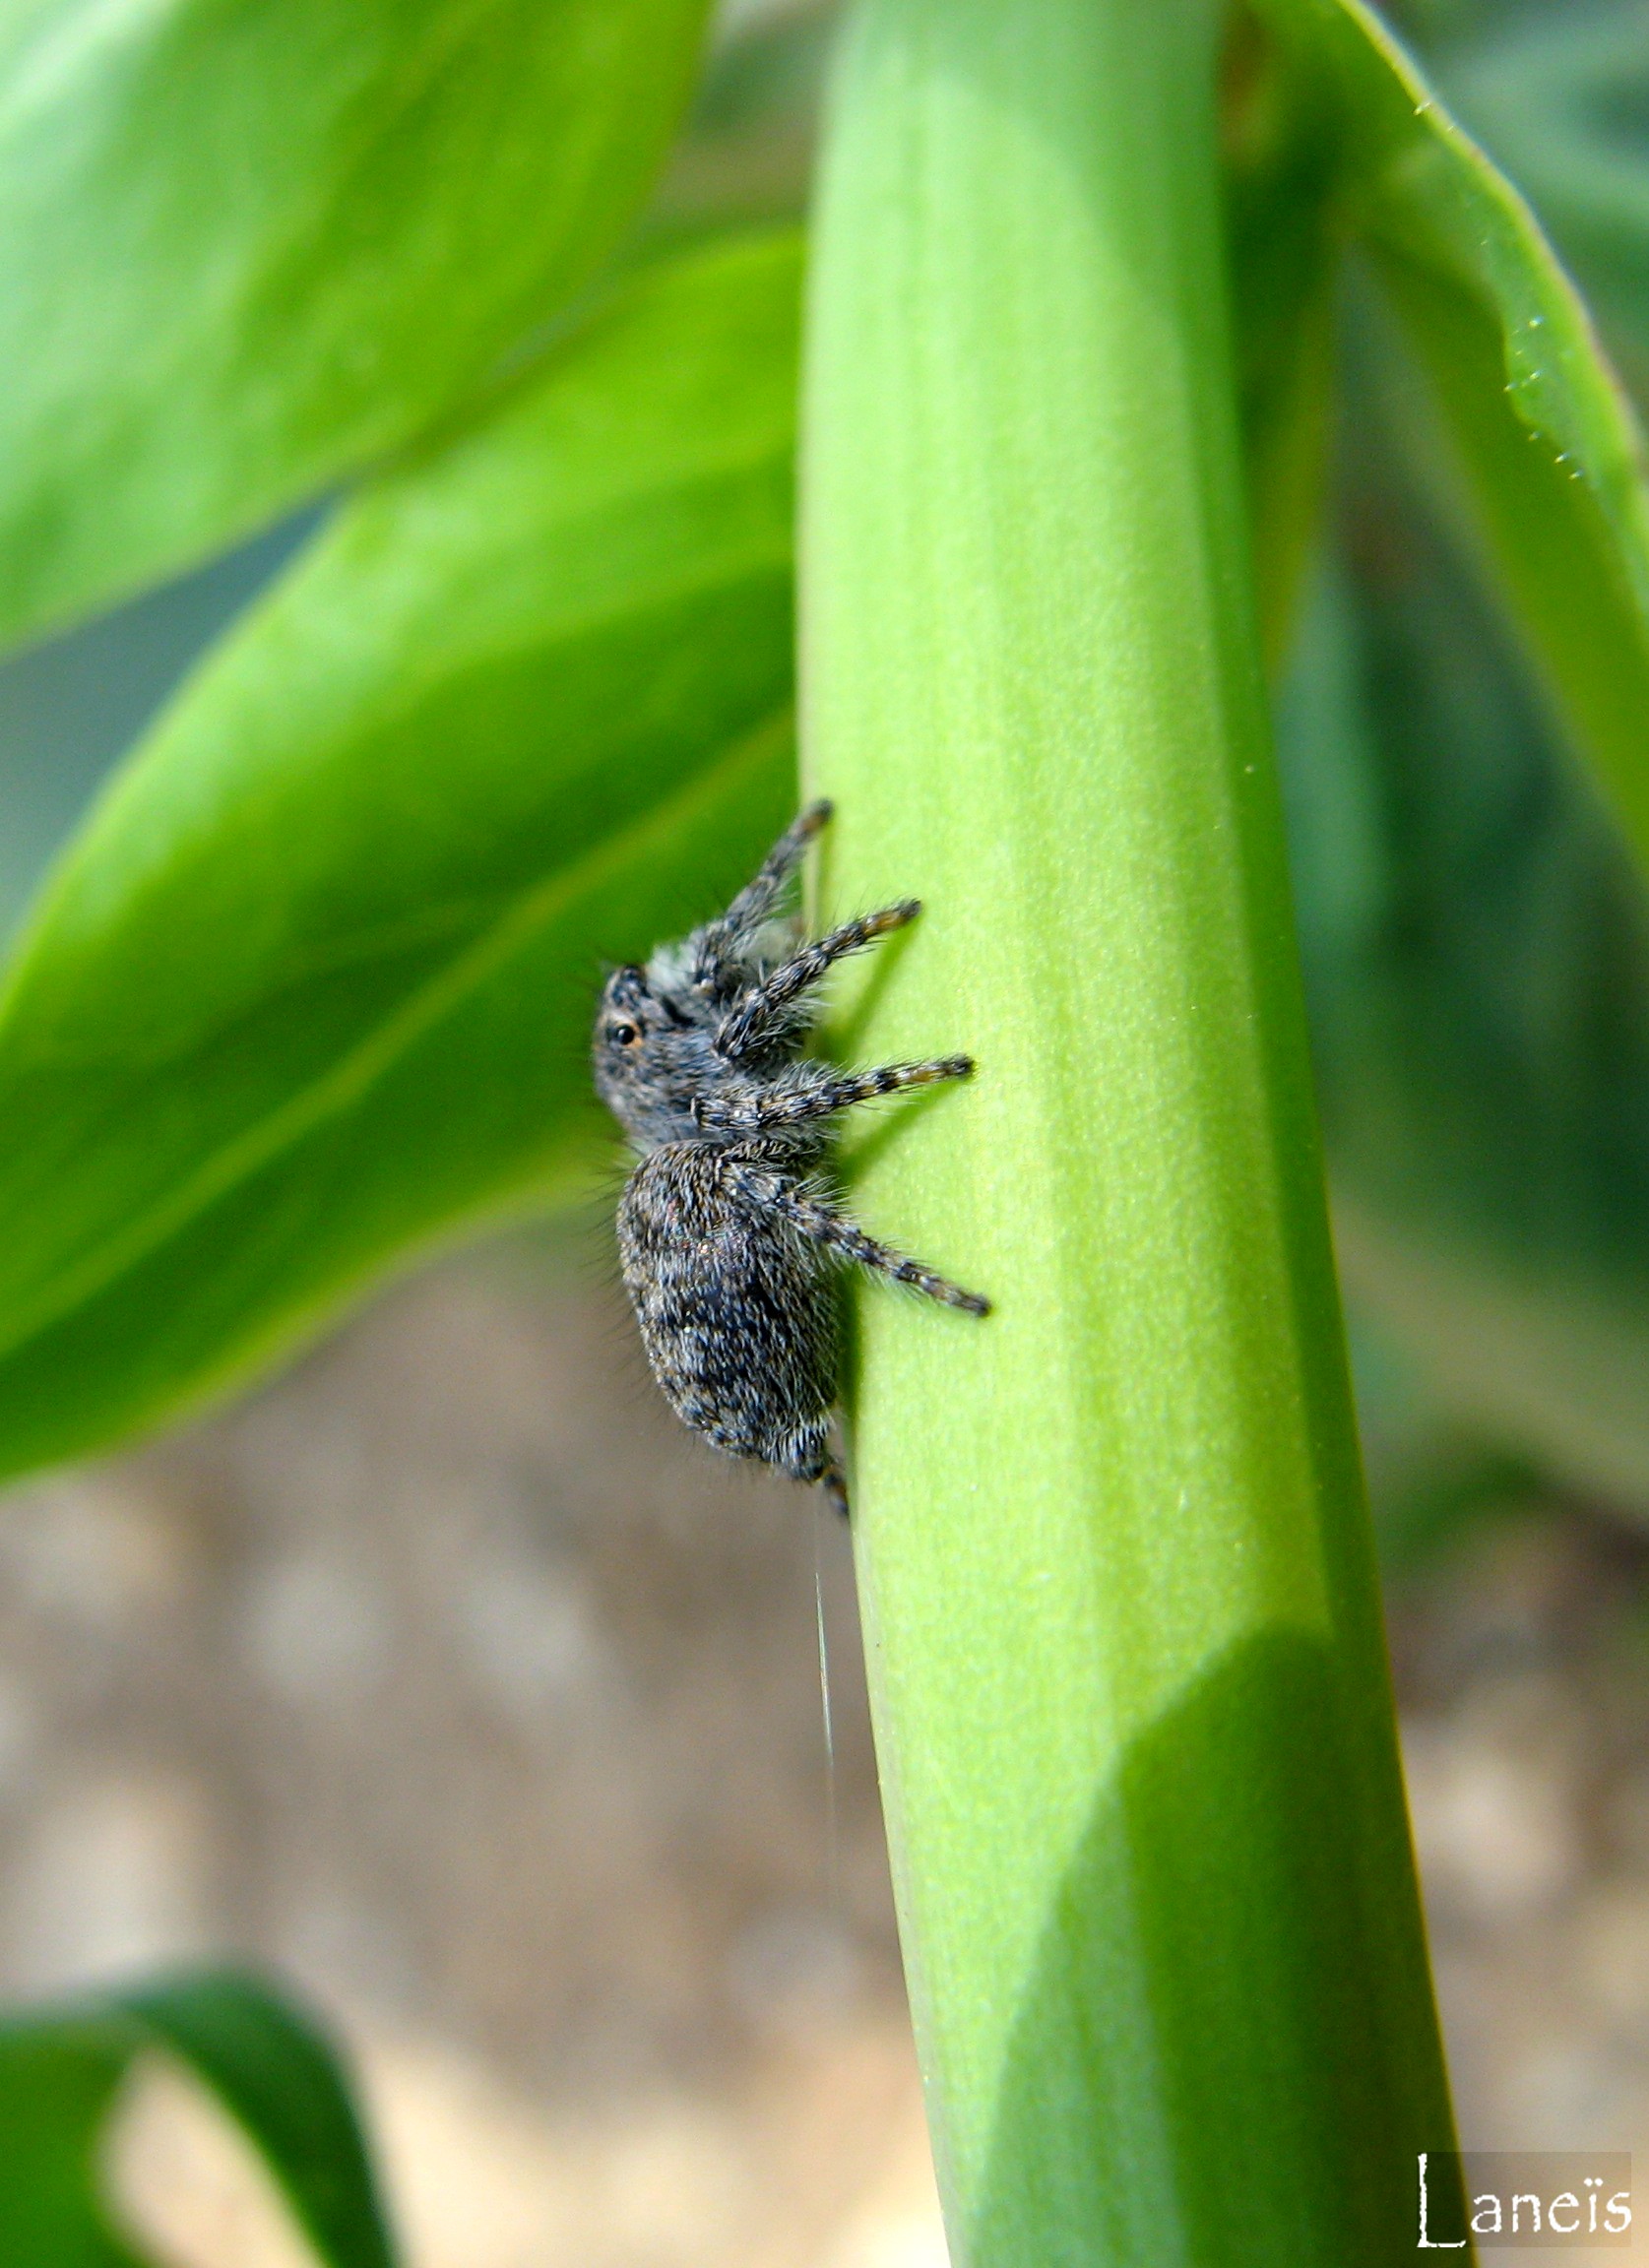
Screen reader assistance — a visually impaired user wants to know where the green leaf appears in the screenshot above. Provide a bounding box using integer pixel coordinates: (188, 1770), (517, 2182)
(112, 1972), (394, 2268)
(1254, 0), (1649, 869)
(802, 0), (1456, 2259)
(1446, 0), (1649, 407)
(0, 0), (715, 652)
(1247, 0), (1649, 1513)
(653, 2), (834, 235)
(1222, 8), (1345, 671)
(1277, 361), (1649, 1515)
(0, 1968), (394, 2268)
(0, 2017), (140, 2267)
(0, 228), (799, 1482)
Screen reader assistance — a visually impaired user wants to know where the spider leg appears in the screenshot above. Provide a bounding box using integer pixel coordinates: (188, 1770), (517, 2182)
(776, 1189), (991, 1314)
(726, 1163), (990, 1315)
(693, 800), (833, 978)
(716, 902), (920, 1058)
(772, 1415), (852, 1516)
(692, 1056), (974, 1134)
(772, 1414), (836, 1480)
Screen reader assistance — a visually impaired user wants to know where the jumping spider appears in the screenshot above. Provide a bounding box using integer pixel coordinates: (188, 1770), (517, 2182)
(594, 801), (989, 1516)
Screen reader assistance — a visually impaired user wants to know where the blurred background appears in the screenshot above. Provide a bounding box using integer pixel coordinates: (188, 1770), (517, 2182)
(9, 0), (1649, 2259)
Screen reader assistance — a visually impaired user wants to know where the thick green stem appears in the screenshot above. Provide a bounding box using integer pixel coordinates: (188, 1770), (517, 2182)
(800, 1), (1459, 2261)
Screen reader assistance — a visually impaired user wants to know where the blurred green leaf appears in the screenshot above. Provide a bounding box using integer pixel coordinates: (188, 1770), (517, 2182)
(1255, 0), (1649, 869)
(1447, 0), (1649, 405)
(1223, 8), (1344, 670)
(654, 1), (835, 235)
(1245, 0), (1649, 1517)
(0, 0), (713, 653)
(0, 514), (319, 942)
(112, 1972), (394, 2268)
(0, 228), (799, 1481)
(1277, 377), (1649, 1512)
(0, 2017), (139, 2267)
(0, 1968), (394, 2268)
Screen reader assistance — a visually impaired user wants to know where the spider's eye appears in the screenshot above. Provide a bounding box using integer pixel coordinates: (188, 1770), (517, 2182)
(609, 1021), (640, 1048)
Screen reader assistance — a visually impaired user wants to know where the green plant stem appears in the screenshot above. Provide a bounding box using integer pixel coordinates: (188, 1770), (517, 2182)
(800, 1), (1459, 2260)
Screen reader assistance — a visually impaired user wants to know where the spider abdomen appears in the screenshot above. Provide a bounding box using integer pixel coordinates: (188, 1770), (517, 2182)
(618, 1146), (839, 1482)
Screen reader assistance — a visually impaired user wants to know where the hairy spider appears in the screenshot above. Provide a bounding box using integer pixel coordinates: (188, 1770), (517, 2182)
(593, 800), (989, 1516)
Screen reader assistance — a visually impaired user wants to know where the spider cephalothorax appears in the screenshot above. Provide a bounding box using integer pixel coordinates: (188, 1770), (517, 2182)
(594, 801), (989, 1515)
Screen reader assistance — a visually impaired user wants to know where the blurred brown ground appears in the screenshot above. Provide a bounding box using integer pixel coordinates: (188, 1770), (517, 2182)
(3, 1230), (1649, 2264)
